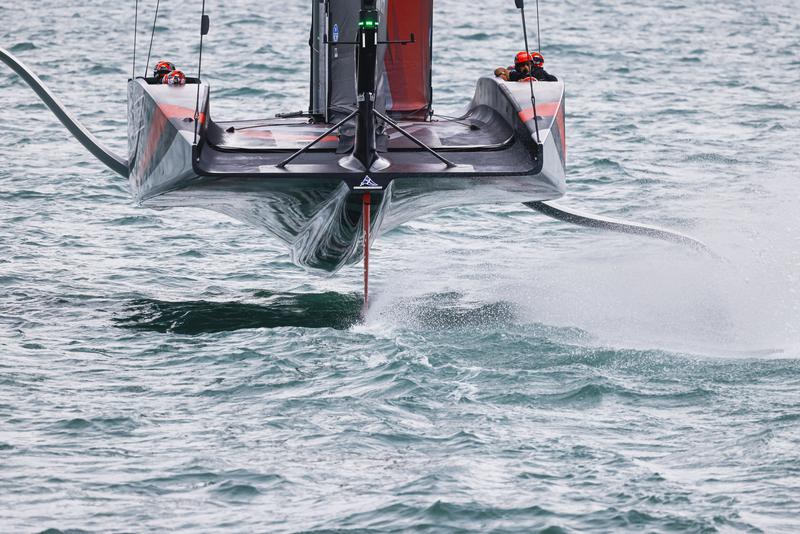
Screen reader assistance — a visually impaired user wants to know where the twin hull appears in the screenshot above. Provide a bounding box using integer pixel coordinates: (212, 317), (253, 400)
(127, 78), (566, 272)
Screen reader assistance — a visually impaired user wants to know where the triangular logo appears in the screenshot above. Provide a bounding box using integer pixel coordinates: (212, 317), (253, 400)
(360, 175), (379, 187)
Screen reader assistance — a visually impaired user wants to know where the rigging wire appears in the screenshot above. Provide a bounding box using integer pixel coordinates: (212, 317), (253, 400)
(228, 120), (311, 132)
(431, 113), (476, 129)
(536, 0), (542, 52)
(193, 0), (207, 145)
(518, 3), (541, 144)
(132, 0), (139, 79)
(144, 0), (161, 77)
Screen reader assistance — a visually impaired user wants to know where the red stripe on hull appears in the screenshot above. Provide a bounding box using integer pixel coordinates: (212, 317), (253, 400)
(158, 103), (206, 125)
(518, 101), (561, 123)
(139, 111), (167, 182)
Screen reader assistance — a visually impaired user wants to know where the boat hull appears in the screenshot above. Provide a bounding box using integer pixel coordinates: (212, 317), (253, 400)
(127, 77), (566, 272)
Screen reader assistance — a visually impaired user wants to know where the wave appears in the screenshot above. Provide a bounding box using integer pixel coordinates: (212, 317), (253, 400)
(10, 42), (37, 52)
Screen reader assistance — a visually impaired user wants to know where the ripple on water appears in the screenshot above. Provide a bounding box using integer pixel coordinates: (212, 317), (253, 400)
(50, 416), (138, 436)
(9, 42), (37, 52)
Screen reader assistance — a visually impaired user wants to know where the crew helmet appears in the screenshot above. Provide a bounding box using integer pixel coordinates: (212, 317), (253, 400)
(153, 61), (176, 80)
(162, 69), (186, 86)
(514, 51), (533, 66)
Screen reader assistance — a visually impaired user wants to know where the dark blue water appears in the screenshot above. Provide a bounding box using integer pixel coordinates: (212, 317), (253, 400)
(1, 0), (799, 532)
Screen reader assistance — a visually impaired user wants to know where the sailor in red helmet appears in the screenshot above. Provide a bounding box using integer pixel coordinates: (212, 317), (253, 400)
(507, 51), (534, 81)
(163, 70), (186, 86)
(529, 52), (558, 82)
(499, 51), (558, 82)
(153, 60), (176, 83)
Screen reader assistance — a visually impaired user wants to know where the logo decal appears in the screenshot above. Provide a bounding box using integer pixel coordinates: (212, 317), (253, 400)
(332, 24), (340, 43)
(355, 175), (382, 190)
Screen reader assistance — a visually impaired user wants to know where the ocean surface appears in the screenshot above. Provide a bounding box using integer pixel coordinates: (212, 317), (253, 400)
(2, 0), (799, 532)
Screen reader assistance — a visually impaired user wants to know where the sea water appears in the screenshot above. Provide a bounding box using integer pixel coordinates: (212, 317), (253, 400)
(1, 0), (799, 531)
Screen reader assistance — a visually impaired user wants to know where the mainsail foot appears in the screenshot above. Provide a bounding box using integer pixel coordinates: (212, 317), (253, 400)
(525, 201), (715, 256)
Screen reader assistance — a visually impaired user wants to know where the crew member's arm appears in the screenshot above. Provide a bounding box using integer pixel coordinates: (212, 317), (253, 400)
(540, 69), (558, 82)
(494, 67), (510, 81)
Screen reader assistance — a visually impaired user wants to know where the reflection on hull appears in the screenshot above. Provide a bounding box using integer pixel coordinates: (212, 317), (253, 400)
(143, 170), (563, 272)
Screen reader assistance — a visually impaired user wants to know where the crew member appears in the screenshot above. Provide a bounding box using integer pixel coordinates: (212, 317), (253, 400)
(530, 52), (558, 82)
(153, 61), (176, 82)
(162, 70), (186, 86)
(502, 51), (558, 82)
(507, 51), (534, 82)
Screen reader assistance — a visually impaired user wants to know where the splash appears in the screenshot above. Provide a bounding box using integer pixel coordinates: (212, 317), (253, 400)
(366, 177), (800, 357)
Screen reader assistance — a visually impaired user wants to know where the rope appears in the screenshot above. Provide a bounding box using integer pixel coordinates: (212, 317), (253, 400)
(143, 0), (161, 77)
(431, 113), (474, 128)
(193, 0), (207, 145)
(231, 120), (311, 131)
(132, 0), (139, 79)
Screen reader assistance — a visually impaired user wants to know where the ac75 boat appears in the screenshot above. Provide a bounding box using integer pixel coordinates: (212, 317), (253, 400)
(1, 0), (709, 305)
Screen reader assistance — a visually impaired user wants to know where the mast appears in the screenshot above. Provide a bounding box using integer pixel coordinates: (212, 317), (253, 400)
(354, 0), (379, 169)
(302, 0), (443, 172)
(340, 0), (389, 172)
